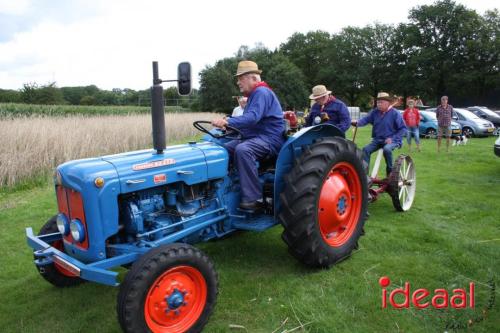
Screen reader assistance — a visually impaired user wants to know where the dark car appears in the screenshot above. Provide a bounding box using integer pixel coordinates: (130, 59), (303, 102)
(495, 135), (500, 157)
(466, 106), (500, 133)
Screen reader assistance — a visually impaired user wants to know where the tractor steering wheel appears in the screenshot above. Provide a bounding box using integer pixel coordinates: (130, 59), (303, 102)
(193, 121), (243, 140)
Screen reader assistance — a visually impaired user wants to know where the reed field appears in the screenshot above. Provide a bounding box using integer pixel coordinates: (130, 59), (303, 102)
(0, 112), (217, 187)
(0, 103), (188, 117)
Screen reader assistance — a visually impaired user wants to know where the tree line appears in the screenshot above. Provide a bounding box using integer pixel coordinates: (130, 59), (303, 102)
(0, 83), (199, 109)
(199, 0), (499, 112)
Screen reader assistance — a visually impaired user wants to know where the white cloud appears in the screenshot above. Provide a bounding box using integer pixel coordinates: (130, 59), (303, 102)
(0, 0), (31, 15)
(0, 0), (497, 90)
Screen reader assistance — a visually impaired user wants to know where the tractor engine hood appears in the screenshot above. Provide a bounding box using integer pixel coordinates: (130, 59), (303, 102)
(101, 141), (228, 193)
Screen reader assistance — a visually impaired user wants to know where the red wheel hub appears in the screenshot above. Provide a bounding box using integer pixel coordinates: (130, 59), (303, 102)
(144, 265), (207, 333)
(318, 162), (362, 247)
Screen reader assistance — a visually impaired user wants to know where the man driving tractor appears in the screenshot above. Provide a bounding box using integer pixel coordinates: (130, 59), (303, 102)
(212, 61), (285, 210)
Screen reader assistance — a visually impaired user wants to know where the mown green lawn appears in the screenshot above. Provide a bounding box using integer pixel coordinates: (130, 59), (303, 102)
(0, 128), (499, 332)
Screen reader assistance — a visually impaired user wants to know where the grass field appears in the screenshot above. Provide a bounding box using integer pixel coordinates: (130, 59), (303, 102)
(0, 128), (499, 332)
(0, 103), (189, 118)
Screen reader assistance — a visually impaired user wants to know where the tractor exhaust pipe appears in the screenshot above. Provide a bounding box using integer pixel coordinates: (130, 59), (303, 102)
(151, 61), (166, 154)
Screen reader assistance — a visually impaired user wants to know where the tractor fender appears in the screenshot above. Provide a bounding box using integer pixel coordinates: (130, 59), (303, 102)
(274, 124), (345, 216)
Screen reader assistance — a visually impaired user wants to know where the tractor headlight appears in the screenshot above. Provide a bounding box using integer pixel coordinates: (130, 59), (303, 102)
(70, 219), (85, 243)
(56, 213), (70, 235)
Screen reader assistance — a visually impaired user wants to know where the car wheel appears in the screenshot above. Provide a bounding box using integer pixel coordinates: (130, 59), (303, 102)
(462, 127), (474, 137)
(425, 128), (437, 139)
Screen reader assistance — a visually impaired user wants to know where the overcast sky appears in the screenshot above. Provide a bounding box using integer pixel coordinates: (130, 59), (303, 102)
(0, 0), (496, 91)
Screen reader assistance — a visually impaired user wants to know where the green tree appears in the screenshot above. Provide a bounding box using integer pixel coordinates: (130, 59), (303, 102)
(0, 89), (22, 103)
(408, 0), (485, 103)
(21, 82), (65, 105)
(280, 31), (332, 87)
(199, 57), (239, 113)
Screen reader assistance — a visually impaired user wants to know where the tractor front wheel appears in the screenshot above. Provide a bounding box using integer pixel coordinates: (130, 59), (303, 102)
(117, 243), (218, 333)
(278, 137), (368, 267)
(36, 216), (84, 287)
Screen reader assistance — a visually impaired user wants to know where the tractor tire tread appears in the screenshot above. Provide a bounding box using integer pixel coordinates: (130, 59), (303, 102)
(278, 137), (368, 268)
(117, 243), (218, 333)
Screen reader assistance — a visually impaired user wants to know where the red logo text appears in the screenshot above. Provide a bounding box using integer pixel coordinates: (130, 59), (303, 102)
(379, 276), (475, 309)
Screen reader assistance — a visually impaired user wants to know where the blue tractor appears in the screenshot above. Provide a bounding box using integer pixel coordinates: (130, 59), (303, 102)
(26, 62), (368, 333)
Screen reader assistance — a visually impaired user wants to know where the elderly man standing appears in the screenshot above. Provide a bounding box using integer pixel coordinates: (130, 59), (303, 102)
(212, 61), (285, 210)
(352, 92), (406, 176)
(436, 95), (453, 153)
(305, 85), (351, 133)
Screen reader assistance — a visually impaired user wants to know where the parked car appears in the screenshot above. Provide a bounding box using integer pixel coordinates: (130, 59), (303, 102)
(428, 108), (495, 137)
(495, 135), (500, 157)
(348, 106), (361, 120)
(466, 106), (500, 129)
(418, 110), (461, 138)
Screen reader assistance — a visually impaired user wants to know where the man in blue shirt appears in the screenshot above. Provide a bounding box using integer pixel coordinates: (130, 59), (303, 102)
(305, 85), (351, 133)
(352, 92), (406, 176)
(212, 61), (285, 210)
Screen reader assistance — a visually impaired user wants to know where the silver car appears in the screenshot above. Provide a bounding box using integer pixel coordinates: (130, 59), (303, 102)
(428, 108), (495, 137)
(453, 108), (495, 137)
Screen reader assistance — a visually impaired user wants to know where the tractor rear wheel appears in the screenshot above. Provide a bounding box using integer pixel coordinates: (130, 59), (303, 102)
(278, 137), (368, 267)
(117, 243), (218, 333)
(36, 216), (84, 287)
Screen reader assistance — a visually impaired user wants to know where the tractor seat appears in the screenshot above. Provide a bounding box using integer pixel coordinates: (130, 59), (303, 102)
(258, 129), (288, 173)
(258, 154), (277, 173)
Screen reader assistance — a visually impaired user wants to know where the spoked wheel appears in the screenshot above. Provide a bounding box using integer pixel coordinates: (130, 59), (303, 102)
(117, 243), (218, 333)
(278, 137), (368, 267)
(388, 155), (416, 211)
(36, 215), (84, 287)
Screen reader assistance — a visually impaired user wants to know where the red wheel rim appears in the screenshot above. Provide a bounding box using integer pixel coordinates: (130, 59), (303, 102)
(318, 162), (362, 247)
(52, 240), (77, 277)
(144, 265), (207, 333)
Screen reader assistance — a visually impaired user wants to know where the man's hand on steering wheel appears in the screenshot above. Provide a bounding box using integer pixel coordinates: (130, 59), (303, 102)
(192, 120), (243, 140)
(212, 117), (228, 129)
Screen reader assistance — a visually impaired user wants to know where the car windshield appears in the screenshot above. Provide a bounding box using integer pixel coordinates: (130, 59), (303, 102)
(421, 111), (437, 120)
(456, 109), (481, 120)
(477, 108), (498, 117)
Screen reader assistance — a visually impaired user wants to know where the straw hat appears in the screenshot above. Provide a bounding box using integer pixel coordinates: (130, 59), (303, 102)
(377, 92), (394, 102)
(235, 61), (262, 76)
(309, 85), (332, 99)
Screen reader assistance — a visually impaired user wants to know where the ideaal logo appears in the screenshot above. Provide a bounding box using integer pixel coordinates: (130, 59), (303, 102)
(379, 276), (496, 330)
(379, 276), (474, 309)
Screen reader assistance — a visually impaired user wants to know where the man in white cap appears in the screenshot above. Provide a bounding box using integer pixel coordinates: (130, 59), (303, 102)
(352, 92), (406, 176)
(212, 60), (285, 210)
(305, 85), (351, 133)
